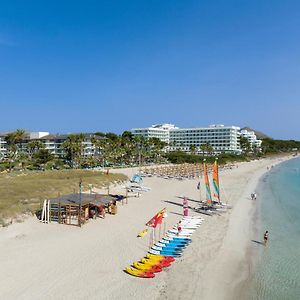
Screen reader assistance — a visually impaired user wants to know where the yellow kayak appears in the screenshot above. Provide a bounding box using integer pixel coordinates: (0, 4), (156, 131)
(145, 253), (164, 260)
(133, 262), (162, 273)
(140, 258), (159, 265)
(125, 267), (155, 278)
(140, 258), (171, 268)
(137, 229), (148, 237)
(145, 253), (175, 263)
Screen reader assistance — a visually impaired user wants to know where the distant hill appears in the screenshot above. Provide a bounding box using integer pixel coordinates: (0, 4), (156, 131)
(241, 127), (271, 139)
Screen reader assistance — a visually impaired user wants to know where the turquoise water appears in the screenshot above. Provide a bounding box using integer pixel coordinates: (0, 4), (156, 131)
(247, 157), (300, 299)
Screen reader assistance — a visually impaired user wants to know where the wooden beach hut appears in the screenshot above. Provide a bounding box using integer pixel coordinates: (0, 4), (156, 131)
(45, 193), (124, 227)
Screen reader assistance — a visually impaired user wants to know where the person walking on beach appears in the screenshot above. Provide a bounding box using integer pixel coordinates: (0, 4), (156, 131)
(264, 231), (269, 245)
(177, 221), (182, 236)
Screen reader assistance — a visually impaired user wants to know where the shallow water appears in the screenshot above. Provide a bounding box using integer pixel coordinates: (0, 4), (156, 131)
(246, 157), (300, 300)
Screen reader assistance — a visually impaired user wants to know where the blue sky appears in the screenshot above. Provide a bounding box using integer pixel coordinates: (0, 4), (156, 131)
(0, 0), (299, 139)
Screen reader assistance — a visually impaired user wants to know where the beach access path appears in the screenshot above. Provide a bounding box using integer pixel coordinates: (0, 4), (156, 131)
(0, 156), (291, 300)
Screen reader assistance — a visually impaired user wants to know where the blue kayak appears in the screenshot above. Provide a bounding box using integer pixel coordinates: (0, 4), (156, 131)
(161, 239), (189, 245)
(163, 237), (191, 244)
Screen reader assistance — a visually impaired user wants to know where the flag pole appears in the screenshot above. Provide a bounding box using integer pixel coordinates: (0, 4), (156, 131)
(152, 228), (155, 247)
(159, 223), (161, 240)
(216, 157), (220, 204)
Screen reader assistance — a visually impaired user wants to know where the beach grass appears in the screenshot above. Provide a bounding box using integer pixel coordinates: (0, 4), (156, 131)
(0, 170), (127, 222)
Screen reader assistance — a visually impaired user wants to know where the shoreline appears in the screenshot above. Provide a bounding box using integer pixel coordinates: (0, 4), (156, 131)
(230, 171), (268, 300)
(0, 156), (294, 300)
(217, 156), (293, 300)
(159, 155), (293, 300)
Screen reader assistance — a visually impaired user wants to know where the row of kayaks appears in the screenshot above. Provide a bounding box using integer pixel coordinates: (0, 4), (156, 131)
(125, 216), (203, 278)
(125, 254), (175, 278)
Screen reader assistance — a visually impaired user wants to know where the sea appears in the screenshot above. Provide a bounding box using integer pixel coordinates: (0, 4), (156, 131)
(245, 157), (300, 300)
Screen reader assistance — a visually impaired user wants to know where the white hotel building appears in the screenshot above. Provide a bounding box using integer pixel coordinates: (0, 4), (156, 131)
(131, 124), (243, 154)
(131, 124), (177, 144)
(0, 134), (7, 157)
(0, 132), (103, 158)
(240, 129), (262, 150)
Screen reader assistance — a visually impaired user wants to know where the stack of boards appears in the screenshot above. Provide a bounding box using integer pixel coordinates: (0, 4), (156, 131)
(125, 216), (203, 278)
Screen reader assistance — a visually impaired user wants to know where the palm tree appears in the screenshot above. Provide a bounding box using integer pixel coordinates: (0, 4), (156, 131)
(189, 144), (197, 155)
(200, 143), (207, 157)
(148, 137), (167, 163)
(27, 140), (45, 160)
(206, 143), (214, 156)
(134, 135), (150, 167)
(239, 136), (251, 155)
(34, 149), (53, 169)
(121, 132), (135, 165)
(5, 129), (26, 172)
(200, 142), (214, 157)
(62, 134), (85, 168)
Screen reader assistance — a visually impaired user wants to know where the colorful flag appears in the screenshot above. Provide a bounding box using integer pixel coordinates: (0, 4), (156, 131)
(146, 208), (166, 228)
(212, 159), (220, 202)
(203, 161), (212, 205)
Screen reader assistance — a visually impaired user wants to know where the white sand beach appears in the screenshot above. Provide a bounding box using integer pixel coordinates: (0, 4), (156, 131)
(0, 156), (291, 300)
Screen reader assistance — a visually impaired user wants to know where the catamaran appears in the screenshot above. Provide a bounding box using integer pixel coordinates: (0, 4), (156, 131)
(194, 159), (229, 215)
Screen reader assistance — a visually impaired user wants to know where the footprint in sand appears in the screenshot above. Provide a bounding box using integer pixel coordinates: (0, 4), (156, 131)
(15, 234), (26, 239)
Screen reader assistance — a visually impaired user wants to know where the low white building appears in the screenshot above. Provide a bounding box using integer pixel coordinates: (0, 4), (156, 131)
(29, 132), (50, 139)
(0, 134), (7, 158)
(29, 133), (103, 157)
(240, 129), (262, 150)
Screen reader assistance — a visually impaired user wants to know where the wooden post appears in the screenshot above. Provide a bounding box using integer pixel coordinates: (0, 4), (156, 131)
(79, 178), (82, 227)
(58, 199), (61, 224)
(78, 205), (81, 227)
(151, 228), (155, 249)
(69, 205), (71, 225)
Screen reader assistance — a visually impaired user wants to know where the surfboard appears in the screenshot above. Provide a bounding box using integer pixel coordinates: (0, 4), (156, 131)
(137, 229), (148, 237)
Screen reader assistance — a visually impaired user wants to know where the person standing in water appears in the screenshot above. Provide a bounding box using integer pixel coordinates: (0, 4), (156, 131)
(264, 231), (269, 245)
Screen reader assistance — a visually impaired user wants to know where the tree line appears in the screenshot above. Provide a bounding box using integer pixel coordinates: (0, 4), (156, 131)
(0, 130), (167, 172)
(0, 129), (298, 172)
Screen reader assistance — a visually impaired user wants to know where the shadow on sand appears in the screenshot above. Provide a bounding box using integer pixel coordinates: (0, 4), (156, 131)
(163, 200), (194, 210)
(251, 239), (265, 246)
(169, 211), (184, 217)
(176, 196), (200, 204)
